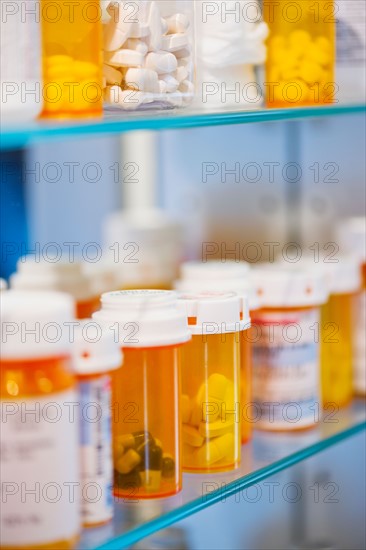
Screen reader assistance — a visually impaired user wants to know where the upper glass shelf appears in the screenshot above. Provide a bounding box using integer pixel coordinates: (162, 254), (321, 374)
(78, 399), (365, 550)
(1, 103), (365, 151)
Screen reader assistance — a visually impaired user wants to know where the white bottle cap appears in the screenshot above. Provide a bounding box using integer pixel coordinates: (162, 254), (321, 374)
(93, 290), (191, 348)
(72, 320), (123, 375)
(0, 278), (7, 291)
(10, 256), (96, 301)
(103, 208), (182, 287)
(179, 291), (250, 335)
(252, 266), (329, 308)
(174, 260), (260, 310)
(336, 217), (366, 262)
(0, 290), (75, 360)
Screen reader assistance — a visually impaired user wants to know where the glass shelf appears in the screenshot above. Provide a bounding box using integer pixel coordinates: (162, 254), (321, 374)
(1, 104), (365, 151)
(78, 399), (365, 550)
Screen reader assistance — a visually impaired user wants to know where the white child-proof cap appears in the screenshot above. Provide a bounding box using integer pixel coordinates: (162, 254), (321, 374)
(336, 217), (366, 262)
(252, 266), (329, 308)
(93, 290), (191, 348)
(175, 260), (260, 310)
(72, 320), (122, 375)
(179, 291), (250, 335)
(10, 256), (96, 301)
(0, 290), (75, 359)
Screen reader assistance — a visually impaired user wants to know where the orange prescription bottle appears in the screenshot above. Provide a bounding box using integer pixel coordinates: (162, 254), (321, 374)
(40, 0), (103, 118)
(0, 290), (80, 550)
(10, 257), (100, 319)
(320, 257), (362, 407)
(263, 0), (336, 107)
(251, 267), (328, 431)
(179, 292), (248, 473)
(72, 320), (122, 527)
(174, 260), (258, 444)
(93, 290), (191, 499)
(337, 218), (366, 397)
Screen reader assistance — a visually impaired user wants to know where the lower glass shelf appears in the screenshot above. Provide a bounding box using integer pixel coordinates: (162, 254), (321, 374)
(79, 399), (366, 550)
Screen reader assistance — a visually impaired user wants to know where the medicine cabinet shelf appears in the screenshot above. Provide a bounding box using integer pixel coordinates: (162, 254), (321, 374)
(1, 103), (365, 151)
(79, 399), (366, 550)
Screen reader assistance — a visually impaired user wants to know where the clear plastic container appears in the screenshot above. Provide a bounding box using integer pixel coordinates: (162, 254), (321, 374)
(179, 292), (248, 473)
(0, 290), (80, 549)
(72, 320), (122, 527)
(337, 218), (366, 396)
(174, 260), (258, 443)
(251, 267), (328, 431)
(93, 290), (191, 498)
(264, 0), (336, 107)
(41, 0), (103, 118)
(10, 257), (100, 319)
(102, 0), (194, 110)
(0, 0), (42, 122)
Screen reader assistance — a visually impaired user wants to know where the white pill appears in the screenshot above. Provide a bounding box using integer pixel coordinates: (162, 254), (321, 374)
(179, 79), (194, 95)
(166, 14), (190, 34)
(145, 51), (177, 74)
(161, 33), (188, 53)
(158, 80), (168, 94)
(175, 65), (188, 83)
(105, 86), (146, 110)
(174, 46), (191, 59)
(130, 22), (150, 38)
(160, 74), (179, 92)
(167, 91), (183, 107)
(125, 39), (149, 55)
(161, 18), (168, 35)
(103, 64), (123, 85)
(105, 49), (145, 68)
(125, 68), (159, 93)
(146, 1), (163, 52)
(103, 19), (131, 52)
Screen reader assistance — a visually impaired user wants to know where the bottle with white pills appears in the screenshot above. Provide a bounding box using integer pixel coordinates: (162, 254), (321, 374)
(103, 0), (195, 110)
(0, 0), (42, 122)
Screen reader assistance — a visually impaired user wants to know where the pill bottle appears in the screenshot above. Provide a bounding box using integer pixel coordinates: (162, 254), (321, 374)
(320, 256), (363, 406)
(251, 267), (328, 431)
(263, 0), (336, 107)
(336, 218), (366, 397)
(0, 0), (42, 123)
(0, 290), (80, 549)
(10, 256), (100, 319)
(174, 260), (258, 444)
(195, 0), (268, 110)
(179, 291), (248, 473)
(93, 290), (191, 498)
(103, 208), (183, 290)
(102, 0), (195, 110)
(40, 0), (103, 118)
(72, 320), (122, 527)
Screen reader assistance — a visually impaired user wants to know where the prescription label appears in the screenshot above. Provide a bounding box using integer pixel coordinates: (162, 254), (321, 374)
(252, 308), (320, 430)
(0, 389), (80, 546)
(353, 291), (366, 394)
(79, 375), (113, 525)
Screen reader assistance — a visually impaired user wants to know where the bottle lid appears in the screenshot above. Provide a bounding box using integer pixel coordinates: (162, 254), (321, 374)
(0, 290), (75, 359)
(252, 266), (328, 308)
(336, 217), (366, 262)
(0, 278), (7, 291)
(72, 320), (122, 375)
(175, 260), (259, 310)
(179, 291), (250, 335)
(10, 256), (95, 301)
(93, 290), (191, 348)
(103, 208), (182, 287)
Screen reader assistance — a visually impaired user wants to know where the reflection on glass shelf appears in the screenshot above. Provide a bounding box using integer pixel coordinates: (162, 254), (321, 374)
(1, 103), (365, 151)
(79, 399), (366, 550)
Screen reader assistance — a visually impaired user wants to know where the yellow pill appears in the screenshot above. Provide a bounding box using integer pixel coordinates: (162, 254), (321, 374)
(199, 418), (235, 439)
(140, 470), (161, 492)
(305, 44), (330, 67)
(315, 36), (331, 53)
(47, 64), (75, 80)
(281, 66), (300, 81)
(272, 48), (287, 65)
(46, 55), (73, 67)
(182, 394), (192, 424)
(192, 433), (235, 467)
(182, 424), (204, 447)
(73, 60), (99, 78)
(114, 439), (125, 459)
(115, 433), (135, 450)
(115, 448), (141, 474)
(207, 373), (228, 401)
(301, 60), (323, 84)
(269, 35), (286, 50)
(268, 66), (281, 83)
(289, 30), (311, 48)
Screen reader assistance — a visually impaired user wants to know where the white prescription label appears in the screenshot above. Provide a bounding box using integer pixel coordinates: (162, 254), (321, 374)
(252, 308), (320, 430)
(0, 389), (80, 546)
(353, 291), (366, 394)
(79, 375), (113, 525)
